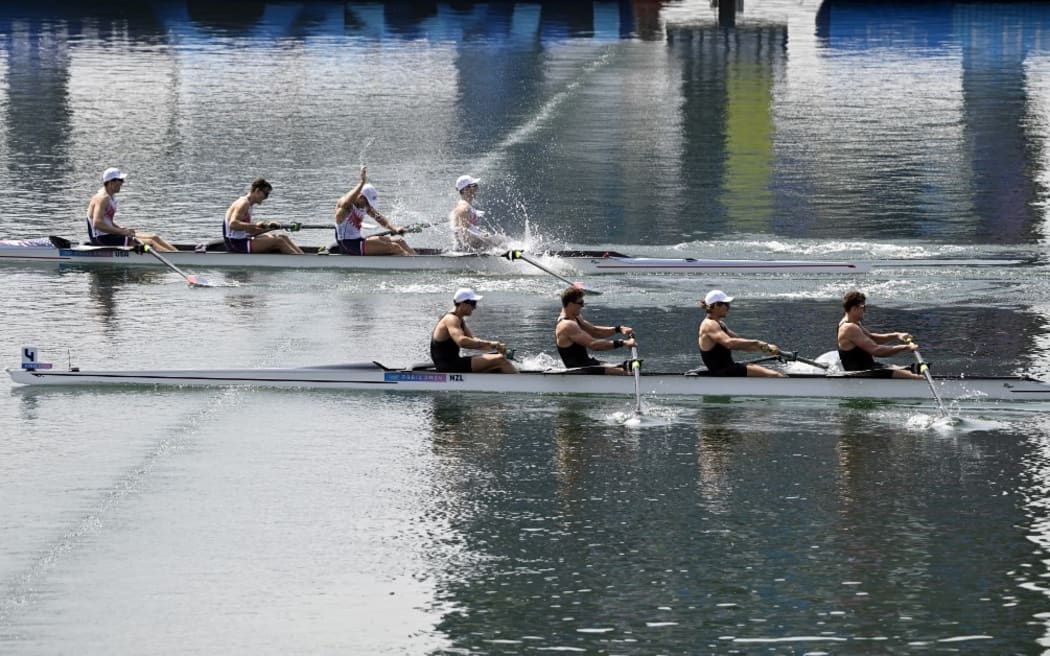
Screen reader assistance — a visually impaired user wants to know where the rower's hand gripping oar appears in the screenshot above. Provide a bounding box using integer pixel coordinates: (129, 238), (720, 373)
(136, 240), (212, 288)
(505, 250), (602, 296)
(906, 338), (949, 418)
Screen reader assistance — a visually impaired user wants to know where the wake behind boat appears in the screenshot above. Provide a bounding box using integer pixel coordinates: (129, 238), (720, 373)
(8, 351), (1048, 403)
(0, 237), (870, 275)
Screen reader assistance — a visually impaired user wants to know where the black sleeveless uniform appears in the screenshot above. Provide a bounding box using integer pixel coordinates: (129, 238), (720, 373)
(557, 317), (606, 374)
(837, 346), (893, 378)
(430, 313), (473, 373)
(700, 321), (747, 376)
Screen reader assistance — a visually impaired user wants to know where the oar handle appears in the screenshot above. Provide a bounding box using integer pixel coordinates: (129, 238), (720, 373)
(903, 337), (929, 370)
(371, 222), (432, 238)
(905, 338), (926, 363)
(280, 223), (333, 231)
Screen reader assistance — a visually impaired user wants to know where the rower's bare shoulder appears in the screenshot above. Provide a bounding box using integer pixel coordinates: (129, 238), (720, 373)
(336, 192), (354, 209)
(555, 317), (579, 336)
(699, 317), (722, 334)
(451, 200), (470, 217)
(839, 321), (862, 335)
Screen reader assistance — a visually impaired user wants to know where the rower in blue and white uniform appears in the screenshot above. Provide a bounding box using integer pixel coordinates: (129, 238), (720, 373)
(698, 289), (784, 377)
(449, 174), (506, 252)
(86, 167), (175, 251)
(223, 178), (303, 254)
(555, 286), (636, 375)
(334, 166), (414, 255)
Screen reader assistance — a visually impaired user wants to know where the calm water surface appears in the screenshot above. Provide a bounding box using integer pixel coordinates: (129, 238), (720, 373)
(3, 1), (1050, 654)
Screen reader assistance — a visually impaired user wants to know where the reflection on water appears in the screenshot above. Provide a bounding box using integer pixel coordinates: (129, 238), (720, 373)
(83, 268), (169, 327)
(811, 0), (1050, 242)
(1019, 417), (1050, 649)
(695, 405), (747, 514)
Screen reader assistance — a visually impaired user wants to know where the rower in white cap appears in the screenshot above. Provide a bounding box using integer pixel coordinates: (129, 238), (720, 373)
(429, 287), (517, 373)
(449, 174), (506, 252)
(698, 289), (785, 377)
(86, 167), (176, 252)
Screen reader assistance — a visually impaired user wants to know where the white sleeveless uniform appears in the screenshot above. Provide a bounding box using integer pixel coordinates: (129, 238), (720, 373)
(336, 205), (366, 241)
(224, 197), (252, 240)
(450, 203), (483, 251)
(86, 195), (119, 241)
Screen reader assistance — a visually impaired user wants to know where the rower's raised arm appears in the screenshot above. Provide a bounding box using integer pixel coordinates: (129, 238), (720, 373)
(344, 166), (368, 207)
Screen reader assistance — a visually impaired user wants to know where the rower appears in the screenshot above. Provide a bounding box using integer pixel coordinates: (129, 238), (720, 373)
(333, 166), (415, 255)
(223, 179), (304, 254)
(430, 288), (517, 374)
(698, 290), (785, 377)
(86, 168), (176, 252)
(555, 286), (636, 375)
(449, 175), (506, 252)
(837, 290), (923, 379)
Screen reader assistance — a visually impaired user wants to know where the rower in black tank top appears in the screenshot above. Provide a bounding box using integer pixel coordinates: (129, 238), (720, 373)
(556, 317), (604, 371)
(837, 346), (894, 377)
(430, 313), (473, 373)
(699, 321), (748, 377)
(837, 345), (877, 371)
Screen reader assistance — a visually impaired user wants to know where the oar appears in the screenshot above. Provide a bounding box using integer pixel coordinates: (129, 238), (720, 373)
(370, 222), (434, 238)
(137, 241), (211, 287)
(283, 222), (430, 236)
(741, 354), (787, 366)
(505, 250), (602, 295)
(628, 333), (642, 415)
(777, 350), (829, 370)
(906, 338), (949, 417)
(279, 223), (335, 231)
(279, 222), (377, 231)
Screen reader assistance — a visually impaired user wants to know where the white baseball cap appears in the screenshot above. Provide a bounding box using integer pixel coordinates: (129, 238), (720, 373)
(455, 175), (480, 192)
(102, 167), (126, 183)
(453, 287), (483, 304)
(704, 289), (734, 306)
(360, 184), (378, 208)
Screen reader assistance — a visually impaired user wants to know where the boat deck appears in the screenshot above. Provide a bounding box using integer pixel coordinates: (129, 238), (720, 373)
(0, 237), (871, 274)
